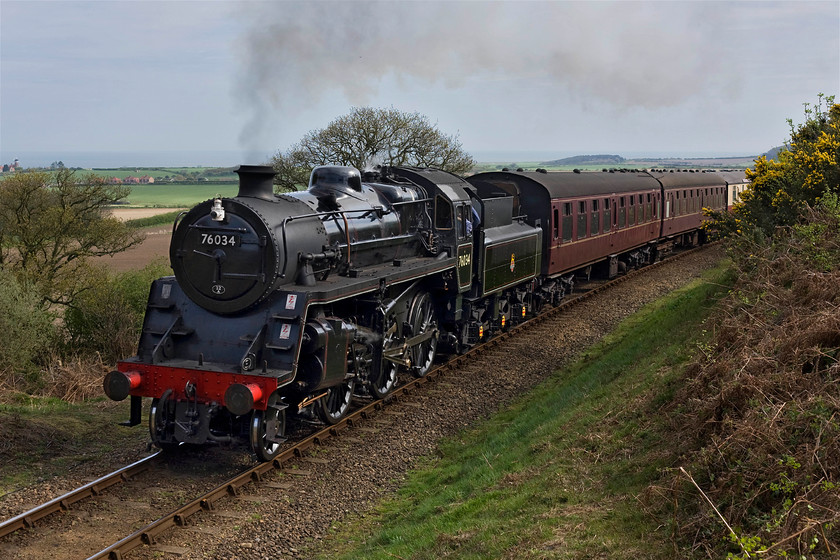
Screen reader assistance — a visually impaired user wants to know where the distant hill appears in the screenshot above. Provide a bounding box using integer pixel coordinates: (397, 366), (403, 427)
(763, 145), (785, 160)
(540, 154), (626, 166)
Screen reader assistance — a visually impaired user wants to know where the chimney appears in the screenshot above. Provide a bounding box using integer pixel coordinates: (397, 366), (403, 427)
(235, 165), (277, 200)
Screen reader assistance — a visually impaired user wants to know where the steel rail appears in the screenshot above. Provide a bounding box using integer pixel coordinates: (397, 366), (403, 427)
(84, 243), (714, 560)
(0, 451), (161, 538)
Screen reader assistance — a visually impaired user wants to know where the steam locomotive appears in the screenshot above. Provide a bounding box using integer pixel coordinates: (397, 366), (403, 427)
(104, 164), (746, 460)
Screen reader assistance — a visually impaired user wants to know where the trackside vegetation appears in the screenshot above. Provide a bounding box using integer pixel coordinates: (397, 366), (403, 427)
(311, 263), (733, 559)
(674, 95), (839, 557)
(658, 194), (840, 559)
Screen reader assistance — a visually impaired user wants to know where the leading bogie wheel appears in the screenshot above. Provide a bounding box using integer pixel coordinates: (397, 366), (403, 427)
(149, 393), (179, 453)
(250, 392), (286, 462)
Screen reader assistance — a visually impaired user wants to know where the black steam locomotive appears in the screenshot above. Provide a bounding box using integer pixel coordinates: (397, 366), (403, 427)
(104, 164), (743, 460)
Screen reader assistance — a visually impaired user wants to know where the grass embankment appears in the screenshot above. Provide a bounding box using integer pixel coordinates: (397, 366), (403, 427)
(0, 397), (147, 493)
(312, 262), (733, 559)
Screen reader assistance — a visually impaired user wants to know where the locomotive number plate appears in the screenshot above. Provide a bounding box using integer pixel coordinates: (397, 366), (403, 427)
(199, 233), (240, 247)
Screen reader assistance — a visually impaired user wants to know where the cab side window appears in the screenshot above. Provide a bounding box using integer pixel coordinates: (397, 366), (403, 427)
(457, 204), (472, 237)
(435, 195), (452, 230)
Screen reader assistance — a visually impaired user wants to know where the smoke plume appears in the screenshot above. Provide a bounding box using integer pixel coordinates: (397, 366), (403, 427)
(236, 1), (729, 152)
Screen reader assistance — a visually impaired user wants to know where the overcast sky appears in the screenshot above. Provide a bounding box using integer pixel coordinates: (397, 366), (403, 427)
(1, 0), (838, 166)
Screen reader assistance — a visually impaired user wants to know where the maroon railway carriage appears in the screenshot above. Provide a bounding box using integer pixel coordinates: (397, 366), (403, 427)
(467, 169), (729, 280)
(649, 170), (728, 247)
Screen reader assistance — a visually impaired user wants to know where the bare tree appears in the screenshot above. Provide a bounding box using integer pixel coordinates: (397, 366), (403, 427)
(0, 169), (144, 305)
(269, 107), (476, 191)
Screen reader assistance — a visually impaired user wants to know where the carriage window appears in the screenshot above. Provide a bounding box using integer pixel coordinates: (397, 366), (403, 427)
(553, 208), (559, 239)
(591, 200), (600, 234)
(562, 204), (573, 242)
(435, 195), (452, 229)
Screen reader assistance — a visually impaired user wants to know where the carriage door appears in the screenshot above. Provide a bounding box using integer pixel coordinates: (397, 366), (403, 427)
(549, 201), (561, 269)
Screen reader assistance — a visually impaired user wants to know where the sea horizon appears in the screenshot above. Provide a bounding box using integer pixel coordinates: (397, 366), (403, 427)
(0, 149), (761, 170)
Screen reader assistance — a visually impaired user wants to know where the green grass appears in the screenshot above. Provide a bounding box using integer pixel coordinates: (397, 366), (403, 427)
(119, 183), (239, 207)
(0, 397), (150, 493)
(88, 167), (239, 181)
(310, 261), (734, 559)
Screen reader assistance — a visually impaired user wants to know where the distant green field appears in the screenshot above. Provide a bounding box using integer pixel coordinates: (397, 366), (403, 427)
(120, 183), (239, 207)
(89, 167), (239, 181)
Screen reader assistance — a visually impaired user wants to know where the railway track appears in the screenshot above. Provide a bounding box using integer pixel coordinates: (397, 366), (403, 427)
(1, 243), (715, 559)
(0, 454), (160, 539)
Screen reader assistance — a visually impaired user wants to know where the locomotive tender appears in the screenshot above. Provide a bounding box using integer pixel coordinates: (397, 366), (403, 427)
(104, 164), (746, 460)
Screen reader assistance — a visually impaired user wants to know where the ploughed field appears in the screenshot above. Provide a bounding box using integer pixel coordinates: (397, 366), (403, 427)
(101, 208), (181, 272)
(0, 246), (725, 560)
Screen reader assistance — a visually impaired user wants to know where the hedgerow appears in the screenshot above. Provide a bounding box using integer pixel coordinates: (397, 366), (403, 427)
(656, 197), (840, 558)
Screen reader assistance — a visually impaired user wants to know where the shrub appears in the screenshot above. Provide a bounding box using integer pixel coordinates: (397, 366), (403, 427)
(64, 259), (171, 362)
(706, 95), (839, 238)
(0, 268), (58, 390)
